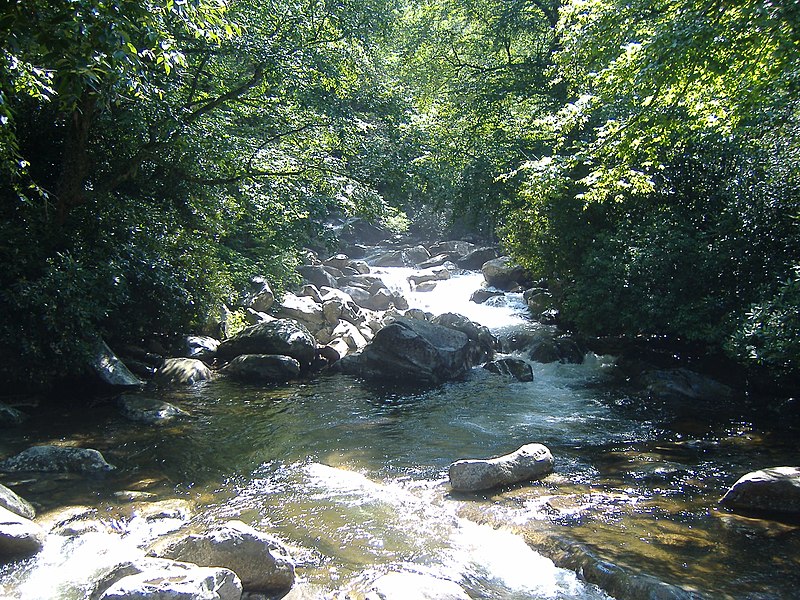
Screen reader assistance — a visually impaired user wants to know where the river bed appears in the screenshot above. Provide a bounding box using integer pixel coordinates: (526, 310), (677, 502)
(1, 271), (799, 599)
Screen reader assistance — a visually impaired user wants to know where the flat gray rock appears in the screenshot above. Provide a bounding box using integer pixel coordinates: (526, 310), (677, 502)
(449, 443), (554, 492)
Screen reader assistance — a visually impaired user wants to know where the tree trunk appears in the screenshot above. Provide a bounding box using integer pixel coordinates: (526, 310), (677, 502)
(56, 94), (94, 222)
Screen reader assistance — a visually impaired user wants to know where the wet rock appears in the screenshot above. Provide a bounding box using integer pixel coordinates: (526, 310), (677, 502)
(524, 290), (555, 316)
(370, 250), (406, 267)
(150, 520), (295, 592)
(367, 287), (394, 311)
(470, 289), (504, 304)
(408, 267), (450, 287)
(403, 245), (432, 266)
(332, 321), (369, 352)
(217, 319), (317, 368)
(184, 336), (220, 360)
(119, 395), (188, 424)
(431, 312), (496, 364)
(720, 467), (800, 517)
(416, 281), (437, 292)
(298, 284), (322, 303)
(449, 443), (554, 492)
(275, 292), (325, 331)
(348, 260), (371, 275)
(341, 317), (478, 385)
(154, 358), (213, 386)
(457, 246), (500, 270)
(0, 484), (35, 520)
(481, 256), (526, 290)
(222, 354), (301, 383)
(0, 505), (46, 562)
(638, 368), (735, 404)
(429, 240), (476, 257)
(90, 341), (143, 389)
(323, 253), (350, 271)
(298, 264), (338, 289)
(529, 335), (585, 364)
(483, 358), (534, 382)
(365, 571), (471, 600)
(245, 277), (275, 313)
(0, 445), (115, 473)
(418, 253), (453, 269)
(0, 402), (26, 427)
(97, 558), (242, 600)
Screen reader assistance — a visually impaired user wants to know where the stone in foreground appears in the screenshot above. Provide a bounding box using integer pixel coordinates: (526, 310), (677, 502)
(720, 466), (800, 517)
(154, 358), (213, 386)
(150, 520), (295, 592)
(0, 484), (35, 520)
(0, 505), (46, 562)
(97, 559), (241, 600)
(449, 443), (554, 492)
(365, 571), (471, 600)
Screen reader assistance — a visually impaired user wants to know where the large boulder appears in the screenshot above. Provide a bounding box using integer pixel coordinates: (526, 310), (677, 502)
(720, 467), (800, 517)
(457, 246), (500, 270)
(0, 484), (35, 520)
(365, 572), (471, 600)
(222, 354), (301, 383)
(431, 312), (496, 364)
(97, 558), (242, 600)
(0, 505), (46, 562)
(637, 368), (735, 404)
(341, 317), (479, 385)
(275, 293), (325, 331)
(89, 341), (143, 388)
(483, 358), (534, 382)
(154, 358), (213, 386)
(449, 443), (554, 492)
(184, 336), (220, 360)
(298, 264), (338, 289)
(118, 395), (188, 425)
(403, 245), (432, 266)
(217, 319), (317, 368)
(481, 256), (527, 290)
(150, 520), (295, 592)
(244, 276), (275, 312)
(0, 445), (115, 473)
(370, 250), (406, 267)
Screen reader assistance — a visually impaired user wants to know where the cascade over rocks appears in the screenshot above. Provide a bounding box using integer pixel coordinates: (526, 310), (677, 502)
(720, 467), (800, 517)
(149, 520), (295, 592)
(217, 319), (317, 367)
(0, 445), (115, 473)
(483, 358), (534, 382)
(449, 443), (554, 492)
(341, 317), (486, 385)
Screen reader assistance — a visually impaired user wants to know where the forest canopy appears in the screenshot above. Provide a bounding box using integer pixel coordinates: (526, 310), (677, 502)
(1, 0), (797, 388)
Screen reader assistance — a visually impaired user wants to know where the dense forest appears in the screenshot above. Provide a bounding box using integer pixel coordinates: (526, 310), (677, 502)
(1, 0), (798, 390)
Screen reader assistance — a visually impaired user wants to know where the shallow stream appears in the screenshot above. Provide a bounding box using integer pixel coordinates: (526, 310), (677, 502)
(1, 271), (799, 599)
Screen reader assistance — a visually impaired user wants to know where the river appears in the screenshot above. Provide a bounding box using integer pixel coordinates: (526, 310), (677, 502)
(1, 269), (799, 599)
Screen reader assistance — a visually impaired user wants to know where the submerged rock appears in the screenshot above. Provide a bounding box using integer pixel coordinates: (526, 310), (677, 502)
(720, 466), (800, 517)
(222, 354), (301, 383)
(154, 358), (213, 386)
(0, 445), (115, 473)
(365, 571), (471, 600)
(96, 558), (242, 600)
(0, 505), (46, 562)
(449, 443), (554, 492)
(118, 395), (188, 424)
(217, 319), (317, 368)
(341, 317), (478, 385)
(483, 358), (534, 382)
(150, 520), (295, 592)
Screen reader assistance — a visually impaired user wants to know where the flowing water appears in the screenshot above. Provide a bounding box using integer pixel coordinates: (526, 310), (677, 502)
(1, 270), (799, 599)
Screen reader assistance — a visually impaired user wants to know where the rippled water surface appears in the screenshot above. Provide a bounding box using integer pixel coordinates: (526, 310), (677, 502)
(1, 272), (799, 599)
